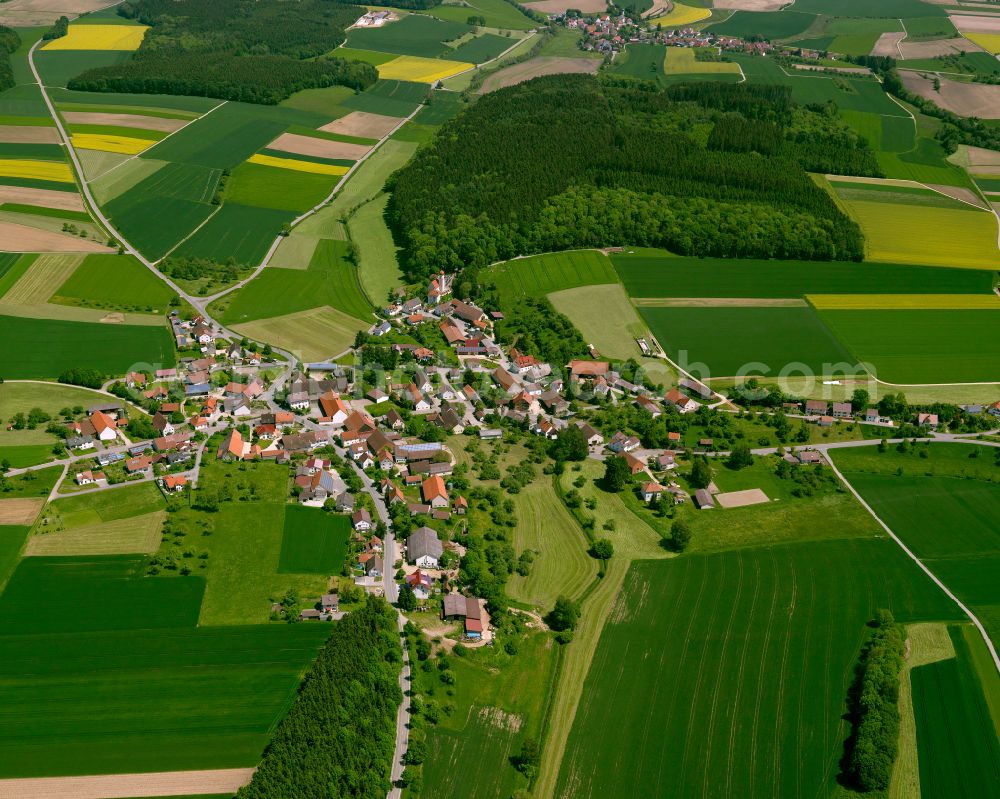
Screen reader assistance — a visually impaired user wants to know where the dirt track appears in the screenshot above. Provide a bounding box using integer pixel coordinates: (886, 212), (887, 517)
(0, 768), (255, 799)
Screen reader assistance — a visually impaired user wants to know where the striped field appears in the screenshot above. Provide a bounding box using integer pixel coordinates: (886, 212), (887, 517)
(808, 294), (1000, 310)
(247, 153), (349, 176)
(25, 512), (165, 556)
(1, 254), (83, 306)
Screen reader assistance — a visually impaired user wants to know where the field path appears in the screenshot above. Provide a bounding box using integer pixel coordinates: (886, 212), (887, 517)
(824, 452), (1000, 676)
(0, 767), (255, 799)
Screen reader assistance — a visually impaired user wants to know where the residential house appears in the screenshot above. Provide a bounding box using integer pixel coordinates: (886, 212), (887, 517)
(217, 429), (248, 461)
(352, 509), (373, 532)
(385, 409), (405, 431)
(152, 412), (174, 437)
(608, 431), (641, 454)
(664, 389), (699, 414)
(453, 495), (468, 514)
(125, 372), (147, 389)
(568, 360), (610, 379)
(832, 402), (852, 419)
(636, 395), (662, 418)
(335, 492), (355, 512)
(359, 552), (383, 577)
(655, 452), (676, 471)
(430, 407), (464, 435)
(90, 411), (118, 442)
(406, 570), (433, 602)
(577, 422), (604, 448)
(864, 408), (881, 424)
(75, 470), (105, 486)
(805, 400), (829, 416)
(66, 435), (94, 451)
(287, 392), (310, 411)
(223, 396), (252, 417)
(624, 452), (647, 475)
(639, 482), (665, 503)
(407, 526), (443, 568)
(679, 377), (713, 400)
(161, 475), (188, 492)
(318, 391), (350, 426)
(421, 475), (449, 508)
(493, 366), (519, 394)
(918, 413), (939, 429)
(817, 415), (834, 427)
(125, 455), (153, 474)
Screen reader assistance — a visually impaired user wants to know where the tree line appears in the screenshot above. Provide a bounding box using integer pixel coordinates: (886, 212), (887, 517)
(235, 597), (403, 799)
(0, 25), (19, 93)
(388, 74), (868, 281)
(842, 610), (906, 792)
(68, 0), (376, 104)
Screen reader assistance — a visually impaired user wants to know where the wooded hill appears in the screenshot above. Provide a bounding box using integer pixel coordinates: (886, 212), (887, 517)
(68, 0), (376, 104)
(389, 75), (876, 280)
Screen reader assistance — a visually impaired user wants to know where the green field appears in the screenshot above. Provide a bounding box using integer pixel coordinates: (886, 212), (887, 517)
(640, 305), (857, 379)
(34, 50), (132, 89)
(351, 193), (405, 306)
(277, 506), (351, 574)
(44, 482), (165, 528)
(51, 253), (176, 311)
(50, 88), (219, 114)
(106, 194), (216, 261)
(425, 0), (534, 30)
(556, 537), (963, 798)
(449, 33), (515, 64)
(174, 204), (295, 267)
(612, 252), (994, 298)
(0, 624), (330, 777)
(216, 238), (370, 323)
(0, 445), (55, 469)
(340, 80), (429, 117)
(912, 627), (1000, 797)
(0, 526), (29, 589)
(794, 0), (945, 14)
(709, 10), (817, 40)
(224, 161), (341, 214)
(232, 306), (366, 363)
(279, 85), (356, 115)
(833, 445), (1000, 648)
(506, 479), (597, 610)
(606, 44), (666, 80)
(346, 15), (472, 59)
(486, 250), (619, 301)
(818, 309), (1000, 383)
(0, 315), (174, 379)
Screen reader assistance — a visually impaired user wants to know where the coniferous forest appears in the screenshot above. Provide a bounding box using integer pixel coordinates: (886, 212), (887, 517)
(236, 597), (402, 799)
(389, 75), (876, 280)
(68, 0), (376, 104)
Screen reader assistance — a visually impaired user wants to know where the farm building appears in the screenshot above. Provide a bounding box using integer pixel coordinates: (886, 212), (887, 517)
(694, 489), (715, 509)
(407, 526), (443, 568)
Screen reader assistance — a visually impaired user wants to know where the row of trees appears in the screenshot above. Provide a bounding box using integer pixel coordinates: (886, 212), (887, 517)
(844, 610), (906, 791)
(389, 74), (867, 280)
(0, 25), (19, 93)
(236, 597), (403, 798)
(69, 0), (376, 103)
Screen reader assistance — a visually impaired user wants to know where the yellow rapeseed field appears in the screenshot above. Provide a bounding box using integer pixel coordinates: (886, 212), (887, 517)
(964, 33), (1000, 54)
(0, 159), (74, 183)
(808, 294), (1000, 310)
(43, 24), (149, 51)
(71, 132), (154, 155)
(376, 55), (473, 84)
(649, 2), (711, 28)
(247, 153), (349, 176)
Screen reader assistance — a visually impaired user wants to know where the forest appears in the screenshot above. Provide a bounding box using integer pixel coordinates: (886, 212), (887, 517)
(0, 26), (18, 93)
(388, 75), (870, 280)
(68, 0), (376, 103)
(236, 597), (402, 799)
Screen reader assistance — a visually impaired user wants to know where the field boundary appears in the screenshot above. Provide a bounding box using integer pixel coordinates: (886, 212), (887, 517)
(825, 450), (1000, 675)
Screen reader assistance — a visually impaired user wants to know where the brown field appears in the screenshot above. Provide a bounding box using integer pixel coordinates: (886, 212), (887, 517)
(0, 125), (60, 144)
(523, 0), (606, 13)
(927, 183), (988, 208)
(268, 131), (371, 161)
(319, 111), (403, 140)
(0, 768), (256, 799)
(872, 31), (906, 57)
(480, 56), (600, 93)
(900, 70), (1000, 118)
(61, 111), (186, 133)
(0, 498), (44, 525)
(715, 488), (770, 508)
(0, 221), (111, 253)
(950, 144), (1000, 174)
(951, 13), (1000, 32)
(0, 0), (115, 26)
(714, 0), (789, 9)
(897, 36), (985, 57)
(0, 185), (84, 212)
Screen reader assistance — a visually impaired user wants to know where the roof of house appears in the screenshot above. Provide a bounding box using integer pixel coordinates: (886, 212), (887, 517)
(90, 410), (117, 435)
(569, 360), (609, 377)
(319, 391), (349, 419)
(422, 474), (448, 503)
(407, 526), (443, 561)
(219, 429), (244, 459)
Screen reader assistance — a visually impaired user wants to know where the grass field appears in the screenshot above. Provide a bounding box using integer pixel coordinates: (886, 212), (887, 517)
(612, 252), (995, 297)
(663, 47), (741, 75)
(277, 506), (350, 574)
(216, 238), (370, 323)
(0, 624), (329, 777)
(912, 628), (1000, 797)
(226, 161), (340, 213)
(640, 305), (858, 379)
(506, 479), (597, 610)
(233, 306), (366, 362)
(1, 253), (82, 306)
(105, 194), (215, 261)
(835, 191), (998, 268)
(0, 381), (114, 452)
(269, 233), (320, 270)
(347, 15), (472, 59)
(486, 249), (618, 301)
(340, 79), (429, 117)
(174, 204), (294, 267)
(818, 309), (1000, 383)
(0, 314), (174, 379)
(26, 512), (165, 556)
(41, 482), (165, 529)
(555, 537), (963, 799)
(42, 24), (147, 51)
(606, 44), (665, 79)
(351, 193), (404, 306)
(833, 444), (1000, 649)
(709, 9), (815, 39)
(0, 525), (28, 589)
(51, 253), (176, 311)
(425, 0), (535, 30)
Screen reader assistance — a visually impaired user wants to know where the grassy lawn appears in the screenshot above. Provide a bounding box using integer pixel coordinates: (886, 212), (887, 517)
(41, 481), (165, 528)
(0, 465), (62, 499)
(555, 538), (963, 798)
(506, 478), (597, 611)
(277, 506), (350, 574)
